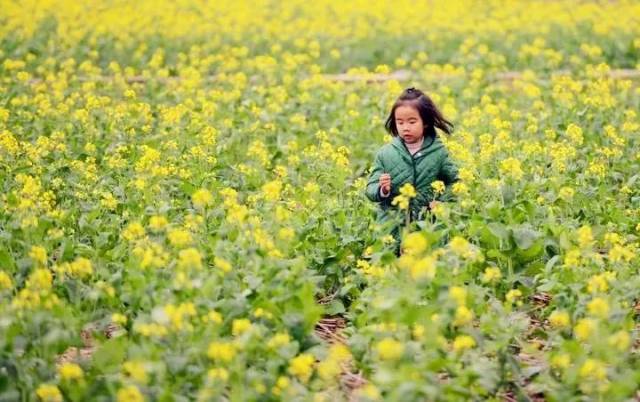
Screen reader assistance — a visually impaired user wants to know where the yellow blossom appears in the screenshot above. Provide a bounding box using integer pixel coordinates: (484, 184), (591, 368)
(232, 318), (252, 336)
(0, 271), (13, 290)
(36, 384), (62, 402)
(207, 341), (236, 362)
(58, 362), (83, 381)
(505, 289), (522, 303)
(192, 188), (213, 209)
(29, 245), (47, 266)
(402, 231), (428, 255)
(586, 297), (609, 319)
(448, 286), (467, 306)
(267, 332), (291, 349)
(574, 318), (596, 341)
(123, 360), (148, 383)
(111, 313), (127, 325)
(214, 257), (232, 273)
(608, 331), (630, 351)
(579, 359), (607, 381)
(551, 353), (571, 369)
(549, 310), (570, 328)
(431, 180), (445, 195)
(167, 229), (192, 248)
(207, 367), (229, 381)
(481, 266), (501, 283)
(499, 157), (523, 180)
(149, 215), (168, 232)
(375, 337), (404, 361)
(454, 305), (473, 326)
(116, 385), (145, 402)
(452, 335), (476, 352)
(288, 353), (315, 382)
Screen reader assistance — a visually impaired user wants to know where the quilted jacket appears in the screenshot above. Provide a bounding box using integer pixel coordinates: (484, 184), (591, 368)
(365, 134), (459, 225)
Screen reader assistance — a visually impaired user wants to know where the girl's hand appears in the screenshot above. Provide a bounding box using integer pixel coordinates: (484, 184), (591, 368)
(429, 200), (439, 210)
(379, 173), (391, 194)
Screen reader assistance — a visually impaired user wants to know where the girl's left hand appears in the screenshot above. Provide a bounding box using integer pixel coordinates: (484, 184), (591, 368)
(429, 200), (439, 210)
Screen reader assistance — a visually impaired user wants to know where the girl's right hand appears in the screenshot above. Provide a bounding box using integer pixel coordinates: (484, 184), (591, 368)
(379, 173), (391, 194)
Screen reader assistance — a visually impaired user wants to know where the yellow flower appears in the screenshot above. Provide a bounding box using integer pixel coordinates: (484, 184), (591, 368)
(391, 194), (409, 210)
(267, 332), (291, 349)
(232, 318), (252, 336)
(402, 232), (428, 255)
(149, 215), (168, 232)
(449, 236), (471, 257)
(205, 310), (223, 324)
(587, 273), (610, 293)
(454, 305), (473, 326)
(579, 359), (607, 381)
(577, 225), (593, 248)
(207, 367), (229, 381)
(608, 330), (630, 351)
(192, 188), (213, 209)
(375, 337), (404, 361)
(565, 123), (584, 145)
(452, 335), (476, 352)
(551, 353), (571, 369)
(111, 313), (127, 325)
(177, 248), (202, 270)
(262, 180), (283, 201)
(69, 257), (93, 278)
(26, 268), (53, 291)
(587, 297), (609, 319)
(448, 286), (467, 306)
(214, 257), (232, 273)
(116, 385), (145, 402)
(123, 222), (145, 241)
(563, 249), (581, 267)
(317, 344), (351, 380)
(36, 384), (62, 402)
(0, 271), (13, 290)
(499, 157), (523, 180)
(410, 256), (437, 280)
(399, 183), (417, 198)
(167, 229), (192, 248)
(574, 318), (596, 341)
(481, 267), (501, 283)
(58, 362), (83, 380)
(288, 353), (315, 382)
(558, 186), (575, 201)
(549, 310), (570, 328)
(431, 180), (445, 195)
(505, 289), (522, 304)
(357, 384), (381, 400)
(123, 360), (148, 383)
(207, 341), (236, 362)
(29, 245), (47, 266)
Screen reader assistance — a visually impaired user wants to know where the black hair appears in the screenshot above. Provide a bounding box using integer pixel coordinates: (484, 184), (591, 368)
(384, 87), (453, 139)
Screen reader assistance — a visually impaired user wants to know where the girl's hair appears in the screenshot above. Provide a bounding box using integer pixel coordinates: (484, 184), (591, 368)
(384, 87), (453, 139)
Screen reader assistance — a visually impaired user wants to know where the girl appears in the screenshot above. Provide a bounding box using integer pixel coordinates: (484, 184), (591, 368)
(365, 87), (459, 256)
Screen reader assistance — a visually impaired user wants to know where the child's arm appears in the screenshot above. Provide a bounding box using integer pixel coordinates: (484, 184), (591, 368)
(436, 152), (459, 202)
(365, 152), (391, 203)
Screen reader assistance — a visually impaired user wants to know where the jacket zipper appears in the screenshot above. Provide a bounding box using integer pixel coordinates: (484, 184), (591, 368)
(399, 140), (417, 221)
(399, 136), (436, 220)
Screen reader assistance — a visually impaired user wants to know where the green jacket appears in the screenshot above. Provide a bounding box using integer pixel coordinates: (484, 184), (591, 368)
(365, 135), (459, 224)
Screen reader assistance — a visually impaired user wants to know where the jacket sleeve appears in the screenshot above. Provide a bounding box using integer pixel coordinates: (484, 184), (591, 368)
(365, 151), (389, 204)
(436, 152), (459, 202)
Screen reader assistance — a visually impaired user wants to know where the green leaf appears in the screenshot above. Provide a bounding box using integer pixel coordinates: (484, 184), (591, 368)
(92, 337), (127, 374)
(511, 226), (541, 250)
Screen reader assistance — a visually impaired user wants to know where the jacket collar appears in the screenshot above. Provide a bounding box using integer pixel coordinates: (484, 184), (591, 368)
(391, 135), (438, 160)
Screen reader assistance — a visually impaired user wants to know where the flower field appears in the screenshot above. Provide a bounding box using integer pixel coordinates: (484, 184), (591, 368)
(1, 1), (640, 401)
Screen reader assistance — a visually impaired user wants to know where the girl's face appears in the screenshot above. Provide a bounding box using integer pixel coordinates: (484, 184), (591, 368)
(394, 104), (424, 144)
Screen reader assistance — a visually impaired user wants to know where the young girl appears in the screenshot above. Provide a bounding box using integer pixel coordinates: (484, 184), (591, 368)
(365, 87), (459, 256)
